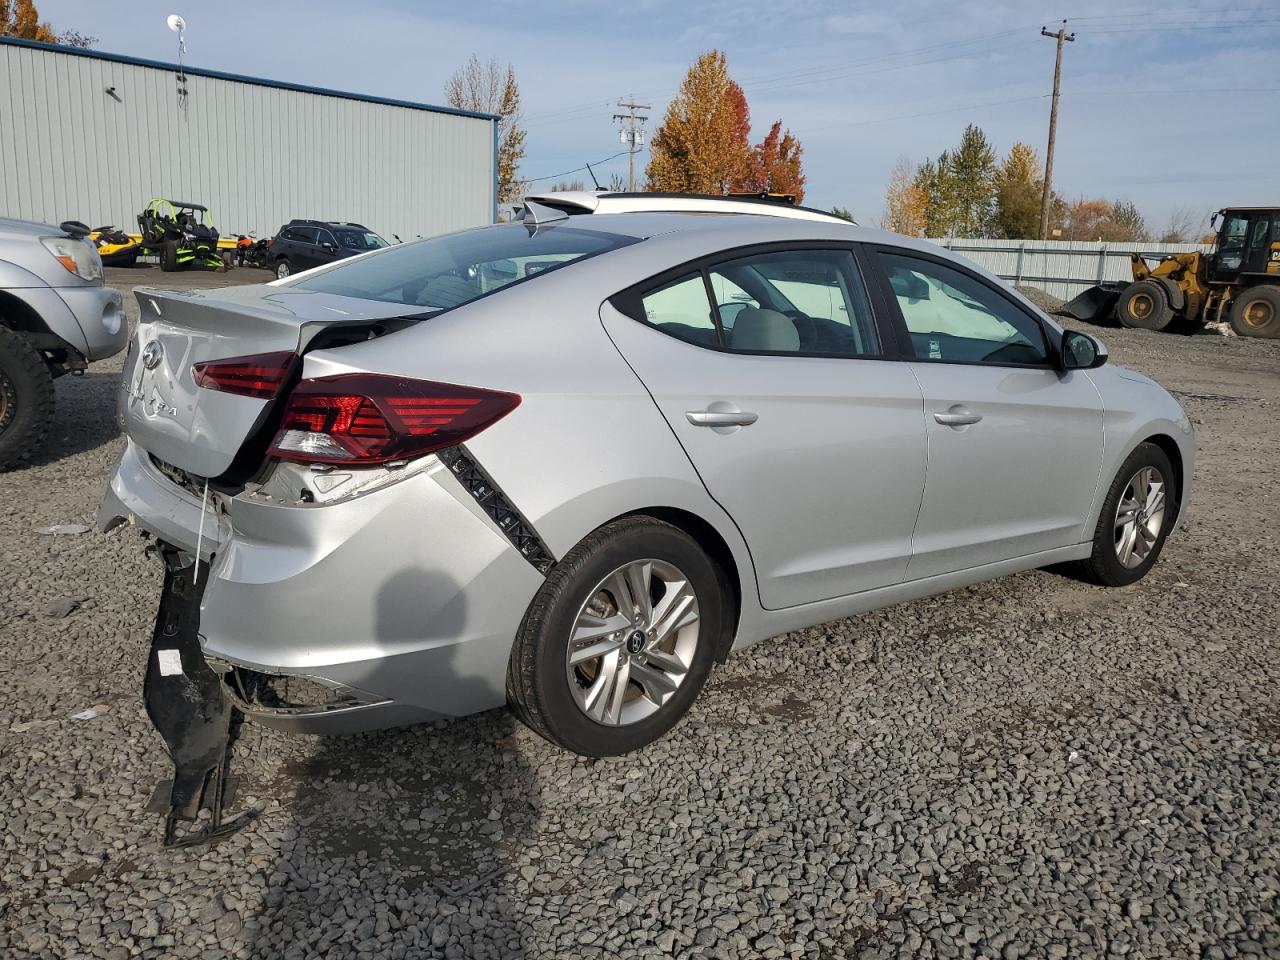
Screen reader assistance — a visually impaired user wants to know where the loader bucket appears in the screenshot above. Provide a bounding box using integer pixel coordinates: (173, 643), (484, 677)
(1060, 281), (1127, 324)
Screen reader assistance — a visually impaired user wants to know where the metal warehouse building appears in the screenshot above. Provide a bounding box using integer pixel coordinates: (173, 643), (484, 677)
(0, 37), (498, 241)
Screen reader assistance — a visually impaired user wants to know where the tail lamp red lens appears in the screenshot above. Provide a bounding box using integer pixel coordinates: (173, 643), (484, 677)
(192, 351), (295, 400)
(268, 374), (520, 465)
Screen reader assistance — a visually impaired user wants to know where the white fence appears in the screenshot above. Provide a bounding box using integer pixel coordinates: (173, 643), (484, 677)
(926, 238), (1211, 302)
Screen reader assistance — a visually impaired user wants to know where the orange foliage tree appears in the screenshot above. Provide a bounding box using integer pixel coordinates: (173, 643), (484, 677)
(737, 121), (805, 201)
(1, 0), (55, 41)
(646, 51), (751, 193)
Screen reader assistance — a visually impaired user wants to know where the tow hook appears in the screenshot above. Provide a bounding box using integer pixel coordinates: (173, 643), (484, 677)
(143, 547), (253, 847)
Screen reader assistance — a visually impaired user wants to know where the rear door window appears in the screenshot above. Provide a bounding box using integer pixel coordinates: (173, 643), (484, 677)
(708, 249), (879, 356)
(639, 274), (719, 347)
(336, 230), (387, 251)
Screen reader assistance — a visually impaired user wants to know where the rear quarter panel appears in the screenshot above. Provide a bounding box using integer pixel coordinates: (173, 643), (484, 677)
(298, 244), (761, 625)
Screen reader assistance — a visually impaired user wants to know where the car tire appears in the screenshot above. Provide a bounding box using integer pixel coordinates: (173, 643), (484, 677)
(0, 326), (55, 471)
(1116, 280), (1174, 331)
(276, 259), (293, 280)
(1229, 286), (1280, 338)
(160, 238), (179, 272)
(1074, 442), (1175, 587)
(507, 516), (725, 756)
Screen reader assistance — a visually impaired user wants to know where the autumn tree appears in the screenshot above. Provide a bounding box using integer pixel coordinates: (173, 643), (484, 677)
(912, 158), (953, 237)
(725, 80), (751, 155)
(1058, 198), (1150, 242)
(882, 157), (927, 236)
(445, 56), (527, 204)
(1109, 200), (1149, 242)
(1, 0), (53, 41)
(1159, 206), (1201, 243)
(738, 121), (805, 200)
(646, 50), (750, 193)
(1, 0), (94, 45)
(993, 142), (1042, 239)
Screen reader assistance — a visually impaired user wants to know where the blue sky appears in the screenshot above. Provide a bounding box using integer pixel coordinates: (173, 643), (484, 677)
(40, 0), (1280, 233)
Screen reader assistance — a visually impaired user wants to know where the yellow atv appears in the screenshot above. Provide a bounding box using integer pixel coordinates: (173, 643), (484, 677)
(87, 226), (142, 267)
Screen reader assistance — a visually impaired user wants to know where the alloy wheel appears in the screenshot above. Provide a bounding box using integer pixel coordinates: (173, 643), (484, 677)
(1114, 465), (1166, 568)
(565, 559), (700, 726)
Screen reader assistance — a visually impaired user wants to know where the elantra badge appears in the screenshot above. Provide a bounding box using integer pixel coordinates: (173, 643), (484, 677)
(141, 340), (164, 370)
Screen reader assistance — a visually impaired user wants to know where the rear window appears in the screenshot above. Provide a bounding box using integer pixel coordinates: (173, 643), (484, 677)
(335, 230), (387, 251)
(289, 223), (636, 310)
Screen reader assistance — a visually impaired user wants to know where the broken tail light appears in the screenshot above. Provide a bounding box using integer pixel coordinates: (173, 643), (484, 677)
(268, 374), (520, 465)
(192, 351), (295, 400)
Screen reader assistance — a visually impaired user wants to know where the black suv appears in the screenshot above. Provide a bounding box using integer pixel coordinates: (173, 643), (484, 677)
(269, 220), (388, 279)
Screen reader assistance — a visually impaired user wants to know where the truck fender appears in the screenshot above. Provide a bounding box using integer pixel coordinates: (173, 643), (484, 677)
(0, 278), (91, 356)
(1154, 277), (1185, 312)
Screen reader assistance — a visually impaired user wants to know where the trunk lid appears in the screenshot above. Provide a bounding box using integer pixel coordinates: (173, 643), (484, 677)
(120, 284), (424, 477)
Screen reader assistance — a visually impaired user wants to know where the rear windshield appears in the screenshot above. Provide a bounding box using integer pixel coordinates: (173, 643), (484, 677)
(289, 223), (636, 310)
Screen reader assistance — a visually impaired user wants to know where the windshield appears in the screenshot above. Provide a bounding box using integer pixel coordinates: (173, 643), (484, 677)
(335, 230), (388, 251)
(290, 223), (637, 310)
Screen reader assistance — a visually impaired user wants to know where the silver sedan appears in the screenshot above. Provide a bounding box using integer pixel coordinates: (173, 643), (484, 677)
(100, 205), (1194, 756)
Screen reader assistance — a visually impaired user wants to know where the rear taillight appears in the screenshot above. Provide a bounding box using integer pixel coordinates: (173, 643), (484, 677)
(267, 374), (520, 465)
(192, 351), (295, 399)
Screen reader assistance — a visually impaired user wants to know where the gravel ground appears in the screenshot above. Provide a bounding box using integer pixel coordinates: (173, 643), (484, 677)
(2, 267), (1278, 960)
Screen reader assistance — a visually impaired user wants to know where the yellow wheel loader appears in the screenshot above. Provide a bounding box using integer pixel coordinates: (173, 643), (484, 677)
(1063, 207), (1280, 338)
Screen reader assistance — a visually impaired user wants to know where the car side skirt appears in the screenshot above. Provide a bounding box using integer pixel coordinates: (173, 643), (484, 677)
(732, 541), (1092, 652)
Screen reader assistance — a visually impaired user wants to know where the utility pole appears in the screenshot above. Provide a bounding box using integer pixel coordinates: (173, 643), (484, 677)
(1037, 20), (1074, 240)
(613, 97), (650, 191)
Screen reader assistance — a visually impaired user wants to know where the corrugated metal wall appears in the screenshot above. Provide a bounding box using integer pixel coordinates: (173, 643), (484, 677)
(927, 237), (1213, 301)
(0, 40), (496, 242)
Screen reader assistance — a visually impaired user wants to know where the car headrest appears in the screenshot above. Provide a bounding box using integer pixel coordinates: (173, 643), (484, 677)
(731, 307), (800, 352)
(890, 270), (930, 301)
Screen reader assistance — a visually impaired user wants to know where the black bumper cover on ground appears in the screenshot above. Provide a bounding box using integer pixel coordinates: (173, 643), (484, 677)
(144, 551), (252, 846)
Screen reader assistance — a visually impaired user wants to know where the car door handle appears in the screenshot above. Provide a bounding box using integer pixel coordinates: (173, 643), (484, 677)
(686, 410), (759, 427)
(934, 406), (983, 427)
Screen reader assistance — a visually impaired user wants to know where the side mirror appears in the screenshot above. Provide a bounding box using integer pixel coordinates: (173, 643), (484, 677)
(1061, 329), (1108, 370)
(321, 241), (336, 252)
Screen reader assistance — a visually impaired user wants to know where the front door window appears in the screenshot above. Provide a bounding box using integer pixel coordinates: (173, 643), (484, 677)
(1216, 214), (1248, 272)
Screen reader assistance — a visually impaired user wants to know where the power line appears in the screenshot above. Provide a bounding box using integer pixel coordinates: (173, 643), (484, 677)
(522, 25), (1037, 128)
(793, 93), (1047, 135)
(523, 150), (630, 185)
(1085, 22), (1280, 30)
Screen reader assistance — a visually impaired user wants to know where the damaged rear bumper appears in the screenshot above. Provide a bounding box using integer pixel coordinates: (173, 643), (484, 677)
(99, 439), (546, 734)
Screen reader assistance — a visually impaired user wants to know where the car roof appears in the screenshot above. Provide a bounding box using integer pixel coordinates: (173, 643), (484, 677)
(523, 190), (850, 224)
(522, 209), (927, 251)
